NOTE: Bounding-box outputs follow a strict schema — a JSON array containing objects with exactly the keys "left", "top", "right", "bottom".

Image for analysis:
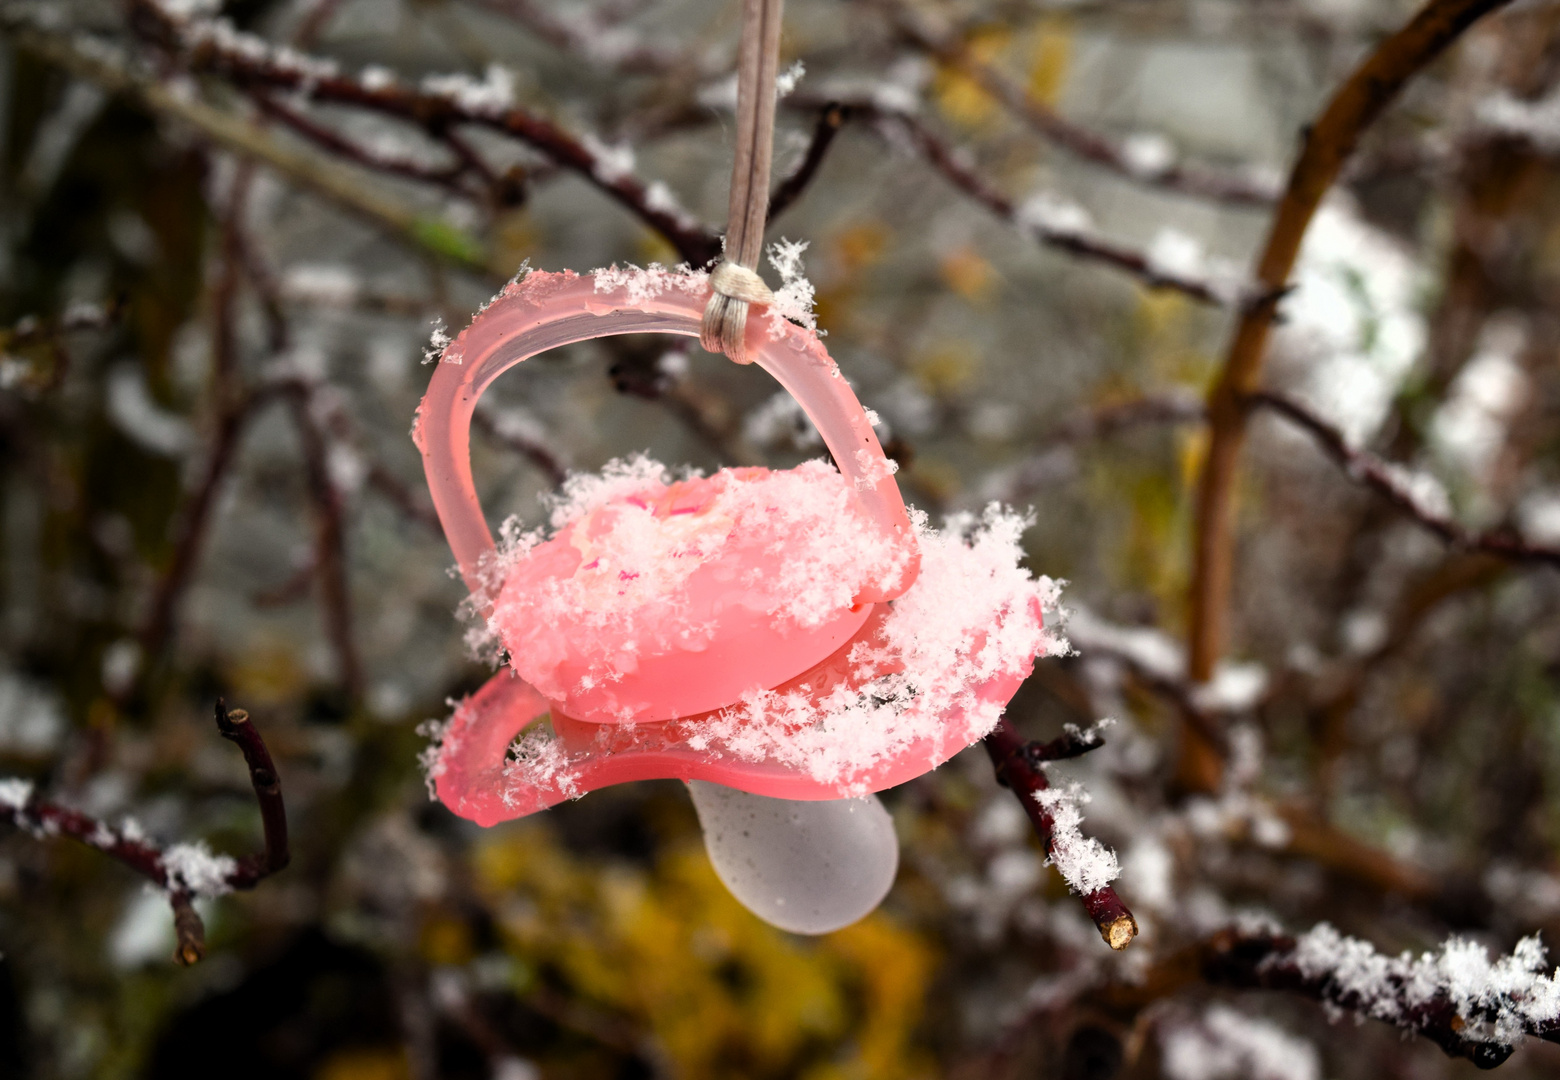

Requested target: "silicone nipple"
[{"left": 686, "top": 780, "right": 898, "bottom": 934}]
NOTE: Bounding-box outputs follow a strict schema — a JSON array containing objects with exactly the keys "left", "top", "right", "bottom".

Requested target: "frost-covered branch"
[
  {"left": 1201, "top": 925, "right": 1560, "bottom": 1069},
  {"left": 881, "top": 1, "right": 1282, "bottom": 207},
  {"left": 1251, "top": 389, "right": 1560, "bottom": 570},
  {"left": 983, "top": 715, "right": 1138, "bottom": 950},
  {"left": 832, "top": 99, "right": 1253, "bottom": 306},
  {"left": 460, "top": 0, "right": 691, "bottom": 75},
  {"left": 129, "top": 0, "right": 721, "bottom": 266},
  {"left": 1187, "top": 0, "right": 1518, "bottom": 792},
  {"left": 0, "top": 700, "right": 288, "bottom": 965}
]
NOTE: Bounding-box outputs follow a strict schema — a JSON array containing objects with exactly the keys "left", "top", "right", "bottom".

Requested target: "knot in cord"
[
  {"left": 711, "top": 262, "right": 775, "bottom": 306},
  {"left": 701, "top": 262, "right": 774, "bottom": 364},
  {"left": 700, "top": 0, "right": 786, "bottom": 365}
]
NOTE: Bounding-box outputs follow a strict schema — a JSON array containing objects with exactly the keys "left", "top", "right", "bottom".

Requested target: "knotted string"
[{"left": 701, "top": 0, "right": 785, "bottom": 364}]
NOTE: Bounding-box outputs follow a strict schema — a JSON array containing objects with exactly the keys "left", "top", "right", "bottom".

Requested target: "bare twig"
[
  {"left": 459, "top": 0, "right": 689, "bottom": 75},
  {"left": 282, "top": 384, "right": 365, "bottom": 701},
  {"left": 252, "top": 91, "right": 469, "bottom": 192},
  {"left": 130, "top": 0, "right": 721, "bottom": 266},
  {"left": 214, "top": 699, "right": 290, "bottom": 877},
  {"left": 883, "top": 2, "right": 1280, "bottom": 207},
  {"left": 0, "top": 700, "right": 289, "bottom": 965},
  {"left": 1184, "top": 0, "right": 1517, "bottom": 791},
  {"left": 472, "top": 405, "right": 570, "bottom": 488},
  {"left": 851, "top": 102, "right": 1247, "bottom": 306},
  {"left": 1250, "top": 389, "right": 1560, "bottom": 569},
  {"left": 2, "top": 12, "right": 497, "bottom": 274},
  {"left": 983, "top": 716, "right": 1138, "bottom": 950},
  {"left": 134, "top": 394, "right": 269, "bottom": 696},
  {"left": 767, "top": 102, "right": 849, "bottom": 224}
]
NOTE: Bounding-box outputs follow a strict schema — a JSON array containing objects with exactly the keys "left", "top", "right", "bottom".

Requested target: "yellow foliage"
[
  {"left": 1177, "top": 425, "right": 1209, "bottom": 495},
  {"left": 938, "top": 247, "right": 997, "bottom": 302},
  {"left": 229, "top": 636, "right": 309, "bottom": 706},
  {"left": 313, "top": 1049, "right": 408, "bottom": 1080},
  {"left": 637, "top": 229, "right": 680, "bottom": 267},
  {"left": 472, "top": 822, "right": 934, "bottom": 1079},
  {"left": 932, "top": 29, "right": 1010, "bottom": 129},
  {"left": 833, "top": 222, "right": 891, "bottom": 273},
  {"left": 913, "top": 344, "right": 980, "bottom": 395},
  {"left": 907, "top": 459, "right": 963, "bottom": 504},
  {"left": 493, "top": 208, "right": 540, "bottom": 267},
  {"left": 419, "top": 912, "right": 475, "bottom": 967},
  {"left": 1027, "top": 17, "right": 1073, "bottom": 105}
]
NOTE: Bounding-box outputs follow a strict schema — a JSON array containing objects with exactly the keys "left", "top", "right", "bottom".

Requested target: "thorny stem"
[
  {"left": 983, "top": 716, "right": 1138, "bottom": 951},
  {"left": 1183, "top": 0, "right": 1517, "bottom": 791},
  {"left": 0, "top": 700, "right": 289, "bottom": 965}
]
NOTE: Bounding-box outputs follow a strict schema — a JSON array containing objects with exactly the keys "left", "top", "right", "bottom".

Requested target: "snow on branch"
[
  {"left": 882, "top": 0, "right": 1283, "bottom": 207},
  {"left": 834, "top": 98, "right": 1261, "bottom": 307},
  {"left": 1202, "top": 924, "right": 1560, "bottom": 1069},
  {"left": 983, "top": 715, "right": 1138, "bottom": 950},
  {"left": 0, "top": 700, "right": 289, "bottom": 966},
  {"left": 130, "top": 0, "right": 719, "bottom": 266},
  {"left": 1250, "top": 389, "right": 1560, "bottom": 570}
]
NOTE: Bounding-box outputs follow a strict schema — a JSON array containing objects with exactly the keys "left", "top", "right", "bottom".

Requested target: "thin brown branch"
[
  {"left": 983, "top": 716, "right": 1138, "bottom": 950},
  {"left": 472, "top": 405, "right": 570, "bottom": 488},
  {"left": 5, "top": 12, "right": 497, "bottom": 275},
  {"left": 844, "top": 101, "right": 1245, "bottom": 306},
  {"left": 131, "top": 0, "right": 721, "bottom": 266},
  {"left": 1250, "top": 389, "right": 1560, "bottom": 569},
  {"left": 767, "top": 102, "right": 848, "bottom": 224},
  {"left": 1184, "top": 0, "right": 1516, "bottom": 791},
  {"left": 253, "top": 91, "right": 470, "bottom": 192},
  {"left": 883, "top": 3, "right": 1280, "bottom": 207},
  {"left": 458, "top": 0, "right": 688, "bottom": 75},
  {"left": 134, "top": 392, "right": 270, "bottom": 697},
  {"left": 214, "top": 699, "right": 290, "bottom": 878},
  {"left": 0, "top": 700, "right": 289, "bottom": 965},
  {"left": 282, "top": 384, "right": 365, "bottom": 701}
]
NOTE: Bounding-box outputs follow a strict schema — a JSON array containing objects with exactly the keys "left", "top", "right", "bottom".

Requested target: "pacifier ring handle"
[{"left": 414, "top": 270, "right": 920, "bottom": 605}]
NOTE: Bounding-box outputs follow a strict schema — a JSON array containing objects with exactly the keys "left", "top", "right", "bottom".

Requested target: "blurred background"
[{"left": 3, "top": 0, "right": 1560, "bottom": 1076}]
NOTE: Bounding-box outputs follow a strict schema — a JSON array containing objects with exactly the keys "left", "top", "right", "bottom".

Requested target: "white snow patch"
[
  {"left": 1290, "top": 923, "right": 1560, "bottom": 1046},
  {"left": 764, "top": 238, "right": 819, "bottom": 336},
  {"left": 0, "top": 777, "right": 34, "bottom": 811},
  {"left": 1035, "top": 780, "right": 1120, "bottom": 894},
  {"left": 107, "top": 365, "right": 194, "bottom": 457},
  {"left": 1162, "top": 1005, "right": 1320, "bottom": 1080},
  {"left": 162, "top": 841, "right": 238, "bottom": 898},
  {"left": 1121, "top": 132, "right": 1176, "bottom": 177},
  {"left": 1280, "top": 195, "right": 1426, "bottom": 446}
]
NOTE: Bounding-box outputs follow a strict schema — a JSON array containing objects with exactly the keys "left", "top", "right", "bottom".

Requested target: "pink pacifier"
[{"left": 416, "top": 266, "right": 1058, "bottom": 933}]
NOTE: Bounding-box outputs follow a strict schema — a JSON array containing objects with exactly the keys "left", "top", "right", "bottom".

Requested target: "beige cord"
[{"left": 700, "top": 0, "right": 785, "bottom": 363}]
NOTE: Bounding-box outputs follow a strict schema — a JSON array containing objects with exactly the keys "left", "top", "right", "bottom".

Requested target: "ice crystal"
[
  {"left": 162, "top": 841, "right": 238, "bottom": 898},
  {"left": 1035, "top": 781, "right": 1120, "bottom": 894},
  {"left": 1289, "top": 923, "right": 1560, "bottom": 1046}
]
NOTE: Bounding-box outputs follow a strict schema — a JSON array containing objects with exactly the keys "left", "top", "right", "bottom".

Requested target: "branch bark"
[
  {"left": 1183, "top": 0, "right": 1516, "bottom": 790},
  {"left": 0, "top": 700, "right": 289, "bottom": 965},
  {"left": 983, "top": 716, "right": 1138, "bottom": 951}
]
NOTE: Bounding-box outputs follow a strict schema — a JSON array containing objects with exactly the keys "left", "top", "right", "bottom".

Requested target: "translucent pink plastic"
[
  {"left": 416, "top": 267, "right": 1047, "bottom": 822},
  {"left": 415, "top": 270, "right": 919, "bottom": 725},
  {"left": 430, "top": 604, "right": 1037, "bottom": 827}
]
